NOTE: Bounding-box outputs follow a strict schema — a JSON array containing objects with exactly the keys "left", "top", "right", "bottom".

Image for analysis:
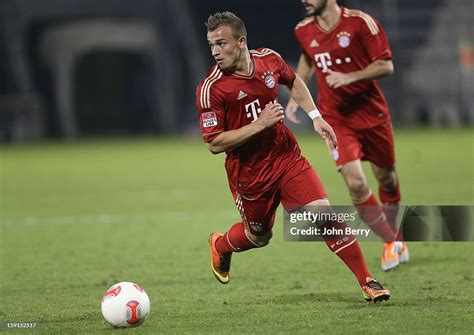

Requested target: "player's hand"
[
  {"left": 313, "top": 117, "right": 338, "bottom": 151},
  {"left": 325, "top": 69, "right": 355, "bottom": 89},
  {"left": 256, "top": 102, "right": 285, "bottom": 129},
  {"left": 284, "top": 98, "right": 301, "bottom": 124}
]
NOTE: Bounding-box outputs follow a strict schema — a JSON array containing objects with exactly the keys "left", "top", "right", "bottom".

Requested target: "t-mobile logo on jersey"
[
  {"left": 245, "top": 99, "right": 277, "bottom": 122},
  {"left": 315, "top": 52, "right": 352, "bottom": 72},
  {"left": 245, "top": 99, "right": 262, "bottom": 122}
]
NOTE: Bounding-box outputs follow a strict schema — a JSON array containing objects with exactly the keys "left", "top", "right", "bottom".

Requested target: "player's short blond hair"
[{"left": 205, "top": 11, "right": 247, "bottom": 40}]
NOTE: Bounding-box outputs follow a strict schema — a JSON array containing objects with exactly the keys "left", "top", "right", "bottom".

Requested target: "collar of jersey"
[
  {"left": 227, "top": 55, "right": 256, "bottom": 79},
  {"left": 314, "top": 6, "right": 343, "bottom": 34}
]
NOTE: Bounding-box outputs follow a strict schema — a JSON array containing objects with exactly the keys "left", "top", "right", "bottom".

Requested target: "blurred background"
[{"left": 0, "top": 0, "right": 473, "bottom": 141}]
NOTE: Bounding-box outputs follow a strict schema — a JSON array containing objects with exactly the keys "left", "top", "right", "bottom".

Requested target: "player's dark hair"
[{"left": 205, "top": 11, "right": 247, "bottom": 39}]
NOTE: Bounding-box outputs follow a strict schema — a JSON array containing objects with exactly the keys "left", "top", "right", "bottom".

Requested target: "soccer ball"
[{"left": 101, "top": 282, "right": 150, "bottom": 328}]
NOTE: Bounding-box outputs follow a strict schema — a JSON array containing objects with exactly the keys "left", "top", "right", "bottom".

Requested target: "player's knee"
[
  {"left": 347, "top": 178, "right": 369, "bottom": 197},
  {"left": 379, "top": 171, "right": 398, "bottom": 191},
  {"left": 248, "top": 230, "right": 273, "bottom": 247}
]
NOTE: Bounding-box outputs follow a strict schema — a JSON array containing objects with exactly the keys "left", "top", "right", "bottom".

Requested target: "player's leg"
[
  {"left": 279, "top": 160, "right": 390, "bottom": 302},
  {"left": 340, "top": 160, "right": 398, "bottom": 243},
  {"left": 301, "top": 198, "right": 390, "bottom": 303},
  {"left": 333, "top": 121, "right": 401, "bottom": 271},
  {"left": 370, "top": 164, "right": 400, "bottom": 231},
  {"left": 371, "top": 163, "right": 408, "bottom": 263},
  {"left": 209, "top": 188, "right": 278, "bottom": 284},
  {"left": 340, "top": 160, "right": 402, "bottom": 272},
  {"left": 331, "top": 124, "right": 398, "bottom": 242},
  {"left": 362, "top": 122, "right": 409, "bottom": 264}
]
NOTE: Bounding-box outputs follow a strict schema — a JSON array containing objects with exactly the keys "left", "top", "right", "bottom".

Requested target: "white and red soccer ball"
[{"left": 101, "top": 282, "right": 150, "bottom": 328}]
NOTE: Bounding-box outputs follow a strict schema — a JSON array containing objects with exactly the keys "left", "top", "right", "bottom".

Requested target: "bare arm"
[
  {"left": 206, "top": 122, "right": 264, "bottom": 155},
  {"left": 285, "top": 73, "right": 337, "bottom": 150},
  {"left": 288, "top": 74, "right": 317, "bottom": 113},
  {"left": 295, "top": 53, "right": 315, "bottom": 83},
  {"left": 206, "top": 102, "right": 285, "bottom": 154},
  {"left": 325, "top": 59, "right": 394, "bottom": 89},
  {"left": 285, "top": 54, "right": 314, "bottom": 124}
]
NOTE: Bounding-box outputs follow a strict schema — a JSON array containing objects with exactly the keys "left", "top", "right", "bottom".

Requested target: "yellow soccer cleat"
[
  {"left": 361, "top": 277, "right": 391, "bottom": 303},
  {"left": 208, "top": 232, "right": 232, "bottom": 284}
]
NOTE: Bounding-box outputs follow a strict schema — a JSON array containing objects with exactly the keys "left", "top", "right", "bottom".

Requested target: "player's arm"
[
  {"left": 206, "top": 102, "right": 285, "bottom": 154},
  {"left": 285, "top": 53, "right": 315, "bottom": 124},
  {"left": 285, "top": 74, "right": 337, "bottom": 151},
  {"left": 325, "top": 59, "right": 394, "bottom": 89},
  {"left": 295, "top": 53, "right": 315, "bottom": 83}
]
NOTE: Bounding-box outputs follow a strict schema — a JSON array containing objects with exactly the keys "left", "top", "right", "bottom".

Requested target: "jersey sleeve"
[
  {"left": 358, "top": 15, "right": 392, "bottom": 61},
  {"left": 195, "top": 83, "right": 226, "bottom": 143},
  {"left": 270, "top": 49, "right": 297, "bottom": 86}
]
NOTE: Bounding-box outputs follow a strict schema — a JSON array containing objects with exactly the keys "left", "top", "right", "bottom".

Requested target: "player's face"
[
  {"left": 301, "top": 0, "right": 328, "bottom": 16},
  {"left": 207, "top": 25, "right": 246, "bottom": 70}
]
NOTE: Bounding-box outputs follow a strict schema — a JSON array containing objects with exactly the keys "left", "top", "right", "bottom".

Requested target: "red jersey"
[
  {"left": 196, "top": 48, "right": 301, "bottom": 194},
  {"left": 294, "top": 7, "right": 392, "bottom": 129}
]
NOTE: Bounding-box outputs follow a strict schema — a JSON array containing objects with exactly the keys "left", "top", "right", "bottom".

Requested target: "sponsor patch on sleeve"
[{"left": 202, "top": 111, "right": 218, "bottom": 128}]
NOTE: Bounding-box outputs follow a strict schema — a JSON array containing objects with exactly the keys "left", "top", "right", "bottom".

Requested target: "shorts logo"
[
  {"left": 202, "top": 111, "right": 217, "bottom": 128},
  {"left": 261, "top": 71, "right": 275, "bottom": 88},
  {"left": 331, "top": 149, "right": 339, "bottom": 161},
  {"left": 337, "top": 31, "right": 351, "bottom": 48},
  {"left": 249, "top": 221, "right": 264, "bottom": 232}
]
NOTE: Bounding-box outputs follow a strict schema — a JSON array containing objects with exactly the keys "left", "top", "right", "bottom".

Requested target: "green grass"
[{"left": 1, "top": 128, "right": 473, "bottom": 334}]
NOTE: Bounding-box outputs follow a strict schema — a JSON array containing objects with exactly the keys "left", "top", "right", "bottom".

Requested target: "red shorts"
[
  {"left": 331, "top": 121, "right": 396, "bottom": 169},
  {"left": 229, "top": 157, "right": 327, "bottom": 236}
]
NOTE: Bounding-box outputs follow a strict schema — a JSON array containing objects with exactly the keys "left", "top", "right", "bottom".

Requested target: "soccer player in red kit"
[
  {"left": 196, "top": 11, "right": 390, "bottom": 302},
  {"left": 286, "top": 0, "right": 409, "bottom": 271}
]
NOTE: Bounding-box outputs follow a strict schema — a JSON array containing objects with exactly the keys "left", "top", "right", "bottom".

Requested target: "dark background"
[{"left": 1, "top": 0, "right": 472, "bottom": 140}]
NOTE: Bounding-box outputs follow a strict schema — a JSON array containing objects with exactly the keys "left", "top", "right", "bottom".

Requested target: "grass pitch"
[{"left": 1, "top": 128, "right": 473, "bottom": 334}]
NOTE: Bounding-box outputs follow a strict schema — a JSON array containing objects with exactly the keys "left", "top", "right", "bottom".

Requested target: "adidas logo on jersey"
[
  {"left": 237, "top": 90, "right": 247, "bottom": 100},
  {"left": 310, "top": 39, "right": 319, "bottom": 48}
]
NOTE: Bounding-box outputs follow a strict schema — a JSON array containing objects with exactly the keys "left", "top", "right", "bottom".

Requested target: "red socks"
[
  {"left": 379, "top": 183, "right": 403, "bottom": 240},
  {"left": 353, "top": 191, "right": 397, "bottom": 242},
  {"left": 379, "top": 182, "right": 401, "bottom": 205},
  {"left": 321, "top": 220, "right": 372, "bottom": 286},
  {"left": 215, "top": 220, "right": 372, "bottom": 286},
  {"left": 215, "top": 222, "right": 259, "bottom": 254}
]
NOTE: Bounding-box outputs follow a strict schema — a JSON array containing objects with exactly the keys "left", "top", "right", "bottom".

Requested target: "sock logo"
[{"left": 330, "top": 236, "right": 351, "bottom": 251}]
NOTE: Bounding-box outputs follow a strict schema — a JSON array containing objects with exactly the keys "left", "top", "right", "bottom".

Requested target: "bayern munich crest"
[
  {"left": 261, "top": 71, "right": 276, "bottom": 88},
  {"left": 337, "top": 31, "right": 351, "bottom": 48}
]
